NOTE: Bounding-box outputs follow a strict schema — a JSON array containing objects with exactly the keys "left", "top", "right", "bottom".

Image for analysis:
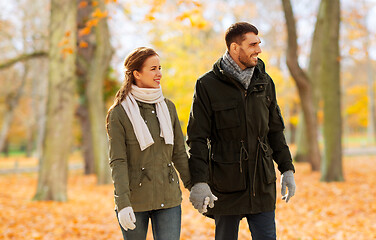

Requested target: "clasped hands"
[
  {"left": 189, "top": 171, "right": 296, "bottom": 213},
  {"left": 119, "top": 172, "right": 296, "bottom": 230},
  {"left": 189, "top": 182, "right": 218, "bottom": 213}
]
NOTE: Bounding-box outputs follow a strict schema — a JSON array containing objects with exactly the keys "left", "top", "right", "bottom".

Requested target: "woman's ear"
[{"left": 133, "top": 70, "right": 140, "bottom": 80}]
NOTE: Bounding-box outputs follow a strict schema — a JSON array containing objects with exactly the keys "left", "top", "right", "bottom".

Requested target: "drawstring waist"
[
  {"left": 253, "top": 137, "right": 269, "bottom": 196},
  {"left": 239, "top": 140, "right": 249, "bottom": 172}
]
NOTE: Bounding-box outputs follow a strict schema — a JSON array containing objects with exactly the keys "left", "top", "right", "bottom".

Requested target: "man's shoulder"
[
  {"left": 196, "top": 69, "right": 223, "bottom": 90},
  {"left": 197, "top": 70, "right": 216, "bottom": 81},
  {"left": 257, "top": 58, "right": 266, "bottom": 73}
]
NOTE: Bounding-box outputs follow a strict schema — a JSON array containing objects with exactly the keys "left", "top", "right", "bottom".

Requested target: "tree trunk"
[
  {"left": 281, "top": 0, "right": 321, "bottom": 171},
  {"left": 76, "top": 1, "right": 95, "bottom": 175},
  {"left": 364, "top": 10, "right": 375, "bottom": 143},
  {"left": 319, "top": 0, "right": 343, "bottom": 182},
  {"left": 0, "top": 74, "right": 27, "bottom": 153},
  {"left": 33, "top": 0, "right": 77, "bottom": 201},
  {"left": 76, "top": 104, "right": 95, "bottom": 174},
  {"left": 294, "top": 113, "right": 309, "bottom": 162},
  {"left": 2, "top": 138, "right": 9, "bottom": 157},
  {"left": 77, "top": 0, "right": 113, "bottom": 184},
  {"left": 30, "top": 59, "right": 48, "bottom": 159}
]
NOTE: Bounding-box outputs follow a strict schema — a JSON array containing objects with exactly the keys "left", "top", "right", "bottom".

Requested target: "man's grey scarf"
[{"left": 220, "top": 51, "right": 255, "bottom": 89}]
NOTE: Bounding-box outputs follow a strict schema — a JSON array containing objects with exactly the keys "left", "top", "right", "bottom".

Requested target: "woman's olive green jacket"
[{"left": 107, "top": 99, "right": 191, "bottom": 212}]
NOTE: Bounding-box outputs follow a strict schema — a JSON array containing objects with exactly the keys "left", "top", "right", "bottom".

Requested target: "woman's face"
[{"left": 133, "top": 55, "right": 162, "bottom": 89}]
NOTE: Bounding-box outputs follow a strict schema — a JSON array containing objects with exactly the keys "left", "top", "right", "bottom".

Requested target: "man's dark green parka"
[{"left": 186, "top": 57, "right": 295, "bottom": 216}]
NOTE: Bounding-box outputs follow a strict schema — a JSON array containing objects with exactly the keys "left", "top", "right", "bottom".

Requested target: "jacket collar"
[{"left": 212, "top": 57, "right": 268, "bottom": 89}]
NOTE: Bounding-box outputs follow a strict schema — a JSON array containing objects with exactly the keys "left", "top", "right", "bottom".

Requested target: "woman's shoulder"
[
  {"left": 108, "top": 104, "right": 126, "bottom": 118},
  {"left": 164, "top": 97, "right": 174, "bottom": 106},
  {"left": 164, "top": 98, "right": 177, "bottom": 110}
]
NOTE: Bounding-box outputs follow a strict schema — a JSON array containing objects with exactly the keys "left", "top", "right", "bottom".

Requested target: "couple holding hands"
[{"left": 106, "top": 22, "right": 296, "bottom": 240}]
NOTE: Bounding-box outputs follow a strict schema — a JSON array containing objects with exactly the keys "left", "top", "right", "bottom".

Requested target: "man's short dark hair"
[{"left": 225, "top": 22, "right": 259, "bottom": 49}]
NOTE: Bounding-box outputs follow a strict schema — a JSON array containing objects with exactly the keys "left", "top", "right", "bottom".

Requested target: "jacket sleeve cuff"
[
  {"left": 115, "top": 194, "right": 131, "bottom": 211},
  {"left": 277, "top": 162, "right": 295, "bottom": 174}
]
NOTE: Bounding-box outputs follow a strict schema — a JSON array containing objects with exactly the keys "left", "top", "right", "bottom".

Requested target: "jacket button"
[
  {"left": 141, "top": 167, "right": 145, "bottom": 171},
  {"left": 139, "top": 183, "right": 142, "bottom": 187},
  {"left": 168, "top": 163, "right": 171, "bottom": 167},
  {"left": 152, "top": 110, "right": 155, "bottom": 113},
  {"left": 172, "top": 178, "right": 174, "bottom": 181},
  {"left": 161, "top": 203, "right": 164, "bottom": 207},
  {"left": 145, "top": 120, "right": 147, "bottom": 123}
]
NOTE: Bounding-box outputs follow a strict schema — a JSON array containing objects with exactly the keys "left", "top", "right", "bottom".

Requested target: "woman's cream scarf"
[{"left": 121, "top": 85, "right": 173, "bottom": 151}]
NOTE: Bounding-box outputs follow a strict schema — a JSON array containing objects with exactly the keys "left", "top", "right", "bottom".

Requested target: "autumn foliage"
[{"left": 0, "top": 155, "right": 375, "bottom": 239}]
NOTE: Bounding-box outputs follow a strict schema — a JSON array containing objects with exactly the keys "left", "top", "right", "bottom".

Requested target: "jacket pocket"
[
  {"left": 212, "top": 100, "right": 240, "bottom": 129},
  {"left": 165, "top": 162, "right": 182, "bottom": 202},
  {"left": 261, "top": 146, "right": 276, "bottom": 184},
  {"left": 210, "top": 146, "right": 246, "bottom": 193},
  {"left": 129, "top": 167, "right": 151, "bottom": 203}
]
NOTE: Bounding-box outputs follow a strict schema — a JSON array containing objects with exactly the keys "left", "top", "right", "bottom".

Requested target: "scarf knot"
[
  {"left": 121, "top": 85, "right": 174, "bottom": 151},
  {"left": 221, "top": 51, "right": 255, "bottom": 89}
]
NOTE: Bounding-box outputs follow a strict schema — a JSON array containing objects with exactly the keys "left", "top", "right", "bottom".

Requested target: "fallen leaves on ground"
[{"left": 0, "top": 155, "right": 375, "bottom": 240}]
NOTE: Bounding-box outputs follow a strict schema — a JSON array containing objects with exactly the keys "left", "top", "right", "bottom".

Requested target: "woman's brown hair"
[{"left": 106, "top": 47, "right": 158, "bottom": 133}]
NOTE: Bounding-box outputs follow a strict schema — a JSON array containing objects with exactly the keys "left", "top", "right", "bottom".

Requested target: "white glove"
[
  {"left": 118, "top": 206, "right": 136, "bottom": 231},
  {"left": 281, "top": 170, "right": 296, "bottom": 203}
]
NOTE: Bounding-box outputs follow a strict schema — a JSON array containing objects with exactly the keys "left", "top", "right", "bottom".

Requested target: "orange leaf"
[
  {"left": 61, "top": 47, "right": 73, "bottom": 55},
  {"left": 92, "top": 8, "right": 108, "bottom": 18},
  {"left": 78, "top": 1, "right": 88, "bottom": 8},
  {"left": 79, "top": 41, "right": 89, "bottom": 48},
  {"left": 58, "top": 39, "right": 69, "bottom": 47},
  {"left": 65, "top": 31, "right": 71, "bottom": 37},
  {"left": 79, "top": 27, "right": 91, "bottom": 36},
  {"left": 86, "top": 19, "right": 99, "bottom": 27},
  {"left": 92, "top": 1, "right": 98, "bottom": 7}
]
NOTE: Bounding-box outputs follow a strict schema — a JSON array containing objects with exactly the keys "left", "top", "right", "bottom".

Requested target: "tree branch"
[{"left": 0, "top": 51, "right": 47, "bottom": 70}]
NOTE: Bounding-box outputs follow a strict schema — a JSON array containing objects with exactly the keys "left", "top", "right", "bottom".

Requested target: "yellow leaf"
[
  {"left": 348, "top": 47, "right": 359, "bottom": 56},
  {"left": 144, "top": 14, "right": 156, "bottom": 21}
]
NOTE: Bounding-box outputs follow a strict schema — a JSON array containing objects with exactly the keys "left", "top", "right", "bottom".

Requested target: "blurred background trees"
[{"left": 1, "top": 0, "right": 376, "bottom": 200}]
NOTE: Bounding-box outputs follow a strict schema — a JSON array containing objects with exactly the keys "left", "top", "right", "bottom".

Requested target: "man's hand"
[
  {"left": 281, "top": 170, "right": 296, "bottom": 203},
  {"left": 118, "top": 206, "right": 136, "bottom": 231},
  {"left": 189, "top": 183, "right": 218, "bottom": 213}
]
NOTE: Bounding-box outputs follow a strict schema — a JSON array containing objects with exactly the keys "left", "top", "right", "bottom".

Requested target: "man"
[{"left": 186, "top": 22, "right": 296, "bottom": 240}]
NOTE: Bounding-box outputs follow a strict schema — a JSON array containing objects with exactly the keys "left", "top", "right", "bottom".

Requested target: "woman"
[{"left": 106, "top": 47, "right": 192, "bottom": 240}]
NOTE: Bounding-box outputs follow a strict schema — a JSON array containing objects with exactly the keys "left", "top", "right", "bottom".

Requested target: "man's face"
[{"left": 233, "top": 32, "right": 262, "bottom": 70}]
